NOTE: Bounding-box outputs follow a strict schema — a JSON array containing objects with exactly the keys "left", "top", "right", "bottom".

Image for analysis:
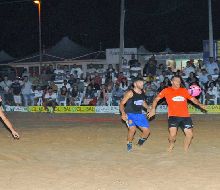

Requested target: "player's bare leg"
[
  {"left": 127, "top": 126, "right": 136, "bottom": 151},
  {"left": 168, "top": 127, "right": 177, "bottom": 152},
  {"left": 137, "top": 127, "right": 150, "bottom": 146},
  {"left": 127, "top": 126, "right": 136, "bottom": 142},
  {"left": 183, "top": 128, "right": 193, "bottom": 152}
]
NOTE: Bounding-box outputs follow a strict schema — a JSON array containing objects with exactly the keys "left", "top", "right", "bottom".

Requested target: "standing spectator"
[
  {"left": 198, "top": 69, "right": 209, "bottom": 86},
  {"left": 205, "top": 57, "right": 219, "bottom": 75},
  {"left": 128, "top": 54, "right": 139, "bottom": 68},
  {"left": 0, "top": 75, "right": 12, "bottom": 103},
  {"left": 21, "top": 76, "right": 34, "bottom": 106},
  {"left": 143, "top": 59, "right": 157, "bottom": 76},
  {"left": 11, "top": 77, "right": 22, "bottom": 106},
  {"left": 183, "top": 61, "right": 195, "bottom": 77}
]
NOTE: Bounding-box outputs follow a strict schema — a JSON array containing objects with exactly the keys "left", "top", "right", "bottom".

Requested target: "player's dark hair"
[{"left": 171, "top": 75, "right": 186, "bottom": 88}]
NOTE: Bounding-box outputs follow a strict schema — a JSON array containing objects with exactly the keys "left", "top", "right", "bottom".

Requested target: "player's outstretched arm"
[
  {"left": 190, "top": 97, "right": 207, "bottom": 110},
  {"left": 0, "top": 97, "right": 20, "bottom": 139},
  {"left": 147, "top": 96, "right": 161, "bottom": 118},
  {"left": 0, "top": 109, "right": 20, "bottom": 139},
  {"left": 119, "top": 91, "right": 133, "bottom": 121}
]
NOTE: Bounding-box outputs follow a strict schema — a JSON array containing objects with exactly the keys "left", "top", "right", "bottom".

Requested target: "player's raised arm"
[
  {"left": 190, "top": 97, "right": 207, "bottom": 110},
  {"left": 119, "top": 90, "right": 133, "bottom": 121}
]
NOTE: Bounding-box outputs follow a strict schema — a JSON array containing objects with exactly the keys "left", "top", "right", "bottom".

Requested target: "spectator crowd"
[{"left": 0, "top": 56, "right": 219, "bottom": 109}]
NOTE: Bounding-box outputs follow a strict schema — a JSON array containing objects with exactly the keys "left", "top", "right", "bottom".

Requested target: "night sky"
[{"left": 0, "top": 0, "right": 220, "bottom": 57}]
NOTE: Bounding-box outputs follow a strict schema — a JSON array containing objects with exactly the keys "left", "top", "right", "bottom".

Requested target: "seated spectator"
[
  {"left": 84, "top": 85, "right": 96, "bottom": 99},
  {"left": 144, "top": 81, "right": 157, "bottom": 104},
  {"left": 205, "top": 57, "right": 219, "bottom": 75},
  {"left": 156, "top": 64, "right": 165, "bottom": 76},
  {"left": 69, "top": 85, "right": 81, "bottom": 105},
  {"left": 61, "top": 80, "right": 71, "bottom": 91},
  {"left": 97, "top": 84, "right": 108, "bottom": 106},
  {"left": 29, "top": 72, "right": 40, "bottom": 87},
  {"left": 49, "top": 81, "right": 58, "bottom": 93},
  {"left": 54, "top": 64, "right": 64, "bottom": 75},
  {"left": 68, "top": 74, "right": 77, "bottom": 86},
  {"left": 116, "top": 72, "right": 127, "bottom": 84},
  {"left": 158, "top": 70, "right": 167, "bottom": 83},
  {"left": 157, "top": 82, "right": 166, "bottom": 92},
  {"left": 70, "top": 64, "right": 83, "bottom": 78},
  {"left": 205, "top": 82, "right": 218, "bottom": 104},
  {"left": 105, "top": 64, "right": 116, "bottom": 79},
  {"left": 57, "top": 86, "right": 68, "bottom": 106},
  {"left": 165, "top": 67, "right": 173, "bottom": 75},
  {"left": 4, "top": 88, "right": 15, "bottom": 106},
  {"left": 163, "top": 77, "right": 172, "bottom": 88},
  {"left": 43, "top": 87, "right": 58, "bottom": 112},
  {"left": 88, "top": 79, "right": 100, "bottom": 91},
  {"left": 112, "top": 83, "right": 124, "bottom": 106},
  {"left": 186, "top": 72, "right": 199, "bottom": 87},
  {"left": 84, "top": 75, "right": 92, "bottom": 87},
  {"left": 46, "top": 65, "right": 55, "bottom": 74},
  {"left": 94, "top": 72, "right": 102, "bottom": 86},
  {"left": 175, "top": 70, "right": 184, "bottom": 77},
  {"left": 76, "top": 78, "right": 84, "bottom": 93},
  {"left": 204, "top": 75, "right": 215, "bottom": 91},
  {"left": 214, "top": 68, "right": 219, "bottom": 75},
  {"left": 215, "top": 75, "right": 220, "bottom": 88},
  {"left": 33, "top": 86, "right": 43, "bottom": 106},
  {"left": 84, "top": 85, "right": 97, "bottom": 106},
  {"left": 120, "top": 77, "right": 129, "bottom": 92}
]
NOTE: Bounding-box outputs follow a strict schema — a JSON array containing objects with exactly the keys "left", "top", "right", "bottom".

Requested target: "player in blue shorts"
[{"left": 119, "top": 77, "right": 150, "bottom": 152}]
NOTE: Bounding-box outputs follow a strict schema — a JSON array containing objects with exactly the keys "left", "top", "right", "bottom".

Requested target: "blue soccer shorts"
[{"left": 126, "top": 113, "right": 149, "bottom": 128}]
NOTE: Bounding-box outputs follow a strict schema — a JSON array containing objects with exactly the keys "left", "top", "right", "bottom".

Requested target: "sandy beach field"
[{"left": 0, "top": 112, "right": 219, "bottom": 190}]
